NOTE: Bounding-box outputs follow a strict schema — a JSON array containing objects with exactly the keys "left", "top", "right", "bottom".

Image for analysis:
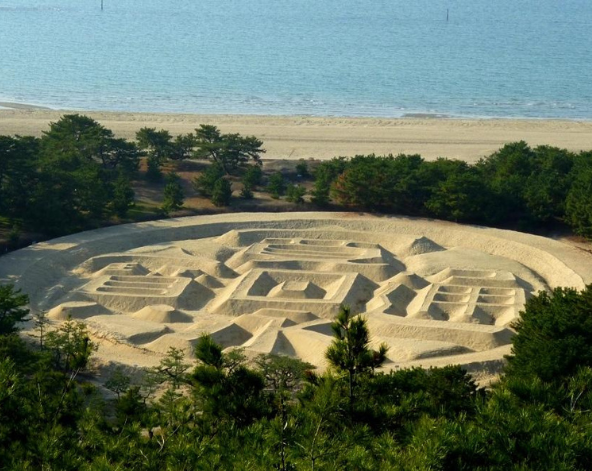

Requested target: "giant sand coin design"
[{"left": 2, "top": 213, "right": 590, "bottom": 379}]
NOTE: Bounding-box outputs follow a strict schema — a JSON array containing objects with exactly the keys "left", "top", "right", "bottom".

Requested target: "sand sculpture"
[{"left": 1, "top": 213, "right": 590, "bottom": 381}]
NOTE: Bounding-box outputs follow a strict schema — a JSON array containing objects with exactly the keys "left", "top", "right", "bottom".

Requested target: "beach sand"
[{"left": 1, "top": 105, "right": 591, "bottom": 162}]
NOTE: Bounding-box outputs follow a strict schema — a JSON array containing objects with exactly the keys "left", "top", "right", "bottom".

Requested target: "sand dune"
[
  {"left": 2, "top": 213, "right": 591, "bottom": 383},
  {"left": 1, "top": 107, "right": 591, "bottom": 161}
]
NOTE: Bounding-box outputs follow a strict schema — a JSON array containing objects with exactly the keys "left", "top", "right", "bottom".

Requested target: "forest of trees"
[
  {"left": 311, "top": 143, "right": 592, "bottom": 237},
  {"left": 0, "top": 115, "right": 138, "bottom": 236},
  {"left": 0, "top": 115, "right": 265, "bottom": 240},
  {"left": 1, "top": 114, "right": 592, "bottom": 248},
  {"left": 1, "top": 283, "right": 592, "bottom": 470}
]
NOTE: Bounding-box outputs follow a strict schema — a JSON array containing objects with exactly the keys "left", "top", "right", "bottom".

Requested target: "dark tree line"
[
  {"left": 2, "top": 283, "right": 592, "bottom": 469},
  {"left": 312, "top": 143, "right": 592, "bottom": 237},
  {"left": 3, "top": 117, "right": 592, "bottom": 241},
  {"left": 0, "top": 114, "right": 140, "bottom": 235},
  {"left": 0, "top": 116, "right": 265, "bottom": 238},
  {"left": 36, "top": 114, "right": 146, "bottom": 230}
]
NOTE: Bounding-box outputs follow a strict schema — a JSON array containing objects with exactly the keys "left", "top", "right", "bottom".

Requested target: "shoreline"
[
  {"left": 3, "top": 100, "right": 592, "bottom": 122},
  {"left": 1, "top": 104, "right": 592, "bottom": 162}
]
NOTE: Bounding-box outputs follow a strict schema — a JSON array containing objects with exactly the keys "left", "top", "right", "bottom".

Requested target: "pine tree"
[
  {"left": 0, "top": 285, "right": 29, "bottom": 335},
  {"left": 286, "top": 184, "right": 306, "bottom": 204},
  {"left": 111, "top": 172, "right": 135, "bottom": 217},
  {"left": 506, "top": 285, "right": 592, "bottom": 383},
  {"left": 296, "top": 160, "right": 309, "bottom": 178},
  {"left": 162, "top": 172, "right": 185, "bottom": 213},
  {"left": 193, "top": 163, "right": 225, "bottom": 197},
  {"left": 212, "top": 178, "right": 232, "bottom": 207},
  {"left": 242, "top": 164, "right": 263, "bottom": 188},
  {"left": 192, "top": 334, "right": 266, "bottom": 426},
  {"left": 136, "top": 127, "right": 174, "bottom": 181},
  {"left": 325, "top": 306, "right": 388, "bottom": 412},
  {"left": 268, "top": 172, "right": 285, "bottom": 199},
  {"left": 565, "top": 152, "right": 592, "bottom": 238},
  {"left": 30, "top": 310, "right": 50, "bottom": 349},
  {"left": 240, "top": 185, "right": 254, "bottom": 199},
  {"left": 193, "top": 125, "right": 265, "bottom": 174},
  {"left": 240, "top": 164, "right": 263, "bottom": 199},
  {"left": 256, "top": 354, "right": 314, "bottom": 471}
]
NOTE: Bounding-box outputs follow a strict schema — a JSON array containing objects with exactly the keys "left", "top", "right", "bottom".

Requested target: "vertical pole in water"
[
  {"left": 447, "top": 9, "right": 449, "bottom": 21},
  {"left": 101, "top": 0, "right": 104, "bottom": 11}
]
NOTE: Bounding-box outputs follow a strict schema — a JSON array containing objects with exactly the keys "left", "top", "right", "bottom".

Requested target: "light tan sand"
[
  {"left": 2, "top": 213, "right": 592, "bottom": 383},
  {"left": 1, "top": 106, "right": 591, "bottom": 161}
]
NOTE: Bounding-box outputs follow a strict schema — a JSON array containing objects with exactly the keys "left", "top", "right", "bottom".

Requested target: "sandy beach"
[{"left": 1, "top": 105, "right": 591, "bottom": 162}]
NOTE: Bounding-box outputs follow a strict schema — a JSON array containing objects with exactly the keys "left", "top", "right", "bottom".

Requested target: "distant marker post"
[
  {"left": 101, "top": 0, "right": 104, "bottom": 11},
  {"left": 447, "top": 9, "right": 449, "bottom": 21}
]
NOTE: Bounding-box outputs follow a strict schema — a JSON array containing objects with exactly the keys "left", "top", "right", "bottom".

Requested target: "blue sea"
[{"left": 1, "top": 0, "right": 591, "bottom": 118}]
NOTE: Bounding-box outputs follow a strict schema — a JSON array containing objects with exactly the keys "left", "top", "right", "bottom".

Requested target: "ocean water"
[{"left": 1, "top": 0, "right": 591, "bottom": 118}]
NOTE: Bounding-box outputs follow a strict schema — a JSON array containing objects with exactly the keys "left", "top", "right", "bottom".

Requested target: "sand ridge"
[
  {"left": 1, "top": 108, "right": 592, "bottom": 161},
  {"left": 1, "top": 213, "right": 591, "bottom": 382}
]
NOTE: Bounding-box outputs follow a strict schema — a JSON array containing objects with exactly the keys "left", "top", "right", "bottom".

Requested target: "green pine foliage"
[
  {"left": 425, "top": 166, "right": 500, "bottom": 223},
  {"left": 242, "top": 164, "right": 263, "bottom": 188},
  {"left": 240, "top": 164, "right": 263, "bottom": 199},
  {"left": 136, "top": 127, "right": 173, "bottom": 179},
  {"left": 111, "top": 172, "right": 135, "bottom": 217},
  {"left": 268, "top": 171, "right": 286, "bottom": 199},
  {"left": 285, "top": 183, "right": 306, "bottom": 204},
  {"left": 161, "top": 172, "right": 185, "bottom": 213},
  {"left": 311, "top": 143, "right": 592, "bottom": 234},
  {"left": 7, "top": 224, "right": 21, "bottom": 249},
  {"left": 311, "top": 158, "right": 347, "bottom": 206},
  {"left": 0, "top": 114, "right": 142, "bottom": 235},
  {"left": 295, "top": 160, "right": 310, "bottom": 178},
  {"left": 0, "top": 284, "right": 29, "bottom": 335},
  {"left": 325, "top": 306, "right": 388, "bottom": 412},
  {"left": 192, "top": 162, "right": 225, "bottom": 197},
  {"left": 193, "top": 124, "right": 265, "bottom": 174},
  {"left": 136, "top": 128, "right": 195, "bottom": 179},
  {"left": 506, "top": 285, "right": 592, "bottom": 383},
  {"left": 211, "top": 178, "right": 233, "bottom": 207},
  {"left": 240, "top": 185, "right": 254, "bottom": 199},
  {"left": 565, "top": 152, "right": 592, "bottom": 238}
]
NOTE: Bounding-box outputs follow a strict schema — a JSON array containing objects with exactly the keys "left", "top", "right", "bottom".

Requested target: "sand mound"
[
  {"left": 400, "top": 236, "right": 445, "bottom": 257},
  {"left": 4, "top": 212, "right": 591, "bottom": 381},
  {"left": 209, "top": 323, "right": 252, "bottom": 347},
  {"left": 176, "top": 280, "right": 215, "bottom": 310},
  {"left": 251, "top": 308, "right": 318, "bottom": 324},
  {"left": 86, "top": 315, "right": 170, "bottom": 345},
  {"left": 47, "top": 301, "right": 109, "bottom": 320},
  {"left": 234, "top": 314, "right": 294, "bottom": 332},
  {"left": 389, "top": 272, "right": 431, "bottom": 290},
  {"left": 132, "top": 305, "right": 193, "bottom": 323},
  {"left": 243, "top": 327, "right": 296, "bottom": 356},
  {"left": 371, "top": 336, "right": 471, "bottom": 362},
  {"left": 196, "top": 273, "right": 225, "bottom": 289},
  {"left": 94, "top": 262, "right": 149, "bottom": 278}
]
